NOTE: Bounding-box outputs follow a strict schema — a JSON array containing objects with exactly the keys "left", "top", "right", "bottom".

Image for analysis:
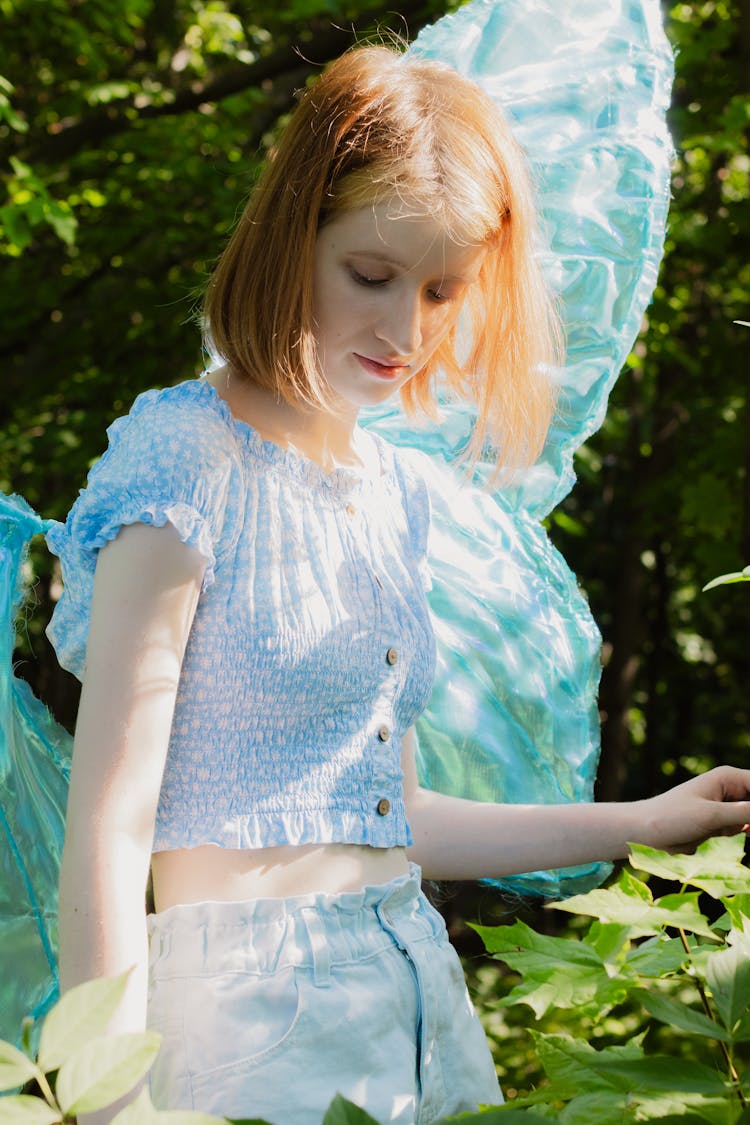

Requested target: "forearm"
[
  {"left": 406, "top": 789, "right": 645, "bottom": 879},
  {"left": 58, "top": 833, "right": 152, "bottom": 1125},
  {"left": 58, "top": 833, "right": 150, "bottom": 1030},
  {"left": 406, "top": 764, "right": 750, "bottom": 880}
]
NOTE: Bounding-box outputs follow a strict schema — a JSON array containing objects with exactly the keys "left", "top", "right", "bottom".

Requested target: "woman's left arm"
[{"left": 402, "top": 728, "right": 750, "bottom": 880}]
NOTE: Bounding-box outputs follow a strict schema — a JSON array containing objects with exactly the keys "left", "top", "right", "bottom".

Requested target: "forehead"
[{"left": 321, "top": 199, "right": 489, "bottom": 280}]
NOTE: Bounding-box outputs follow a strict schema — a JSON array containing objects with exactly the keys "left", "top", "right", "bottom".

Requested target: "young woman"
[{"left": 48, "top": 42, "right": 750, "bottom": 1125}]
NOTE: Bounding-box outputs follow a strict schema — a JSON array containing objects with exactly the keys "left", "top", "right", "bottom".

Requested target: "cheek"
[{"left": 422, "top": 306, "right": 461, "bottom": 357}]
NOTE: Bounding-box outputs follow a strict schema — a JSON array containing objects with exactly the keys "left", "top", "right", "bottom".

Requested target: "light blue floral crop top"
[{"left": 45, "top": 379, "right": 436, "bottom": 851}]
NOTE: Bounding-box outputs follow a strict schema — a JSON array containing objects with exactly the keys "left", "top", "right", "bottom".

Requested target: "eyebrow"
[{"left": 352, "top": 250, "right": 407, "bottom": 268}]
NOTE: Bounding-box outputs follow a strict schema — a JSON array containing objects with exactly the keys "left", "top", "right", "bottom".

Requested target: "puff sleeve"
[{"left": 45, "top": 384, "right": 242, "bottom": 680}]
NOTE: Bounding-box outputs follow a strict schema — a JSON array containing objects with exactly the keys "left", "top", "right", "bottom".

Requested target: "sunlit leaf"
[
  {"left": 38, "top": 971, "right": 131, "bottom": 1072},
  {"left": 552, "top": 876, "right": 715, "bottom": 939},
  {"left": 0, "top": 1040, "right": 40, "bottom": 1092},
  {"left": 475, "top": 920, "right": 624, "bottom": 1019},
  {"left": 56, "top": 1032, "right": 161, "bottom": 1116},
  {"left": 0, "top": 1096, "right": 62, "bottom": 1123},
  {"left": 628, "top": 837, "right": 750, "bottom": 897},
  {"left": 703, "top": 930, "right": 750, "bottom": 1031}
]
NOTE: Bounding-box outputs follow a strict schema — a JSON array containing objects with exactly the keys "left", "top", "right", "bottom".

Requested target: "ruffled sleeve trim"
[{"left": 61, "top": 498, "right": 217, "bottom": 587}]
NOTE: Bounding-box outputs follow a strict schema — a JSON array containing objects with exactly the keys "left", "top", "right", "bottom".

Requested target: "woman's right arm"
[{"left": 58, "top": 521, "right": 206, "bottom": 1115}]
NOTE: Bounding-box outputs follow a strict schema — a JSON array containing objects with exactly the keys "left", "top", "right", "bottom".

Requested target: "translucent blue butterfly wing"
[
  {"left": 364, "top": 0, "right": 674, "bottom": 895},
  {"left": 0, "top": 494, "right": 71, "bottom": 1042}
]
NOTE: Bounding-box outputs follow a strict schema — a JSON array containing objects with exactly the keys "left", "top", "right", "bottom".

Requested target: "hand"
[{"left": 637, "top": 766, "right": 750, "bottom": 854}]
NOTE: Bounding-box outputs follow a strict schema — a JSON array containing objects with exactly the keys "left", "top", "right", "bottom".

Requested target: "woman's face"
[{"left": 311, "top": 199, "right": 488, "bottom": 412}]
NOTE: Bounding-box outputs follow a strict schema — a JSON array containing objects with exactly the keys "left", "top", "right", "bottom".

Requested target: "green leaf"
[
  {"left": 474, "top": 919, "right": 601, "bottom": 965},
  {"left": 531, "top": 1033, "right": 728, "bottom": 1099},
  {"left": 475, "top": 920, "right": 617, "bottom": 1018},
  {"left": 625, "top": 934, "right": 690, "bottom": 977},
  {"left": 732, "top": 1008, "right": 750, "bottom": 1042},
  {"left": 703, "top": 929, "right": 750, "bottom": 1031},
  {"left": 718, "top": 896, "right": 750, "bottom": 932},
  {"left": 633, "top": 1118, "right": 721, "bottom": 1125},
  {"left": 56, "top": 1032, "right": 161, "bottom": 1116},
  {"left": 0, "top": 205, "right": 32, "bottom": 251},
  {"left": 0, "top": 1095, "right": 62, "bottom": 1123},
  {"left": 653, "top": 893, "right": 719, "bottom": 939},
  {"left": 38, "top": 971, "right": 131, "bottom": 1072},
  {"left": 0, "top": 1040, "right": 40, "bottom": 1092},
  {"left": 558, "top": 1092, "right": 639, "bottom": 1123},
  {"left": 531, "top": 1033, "right": 641, "bottom": 1097},
  {"left": 632, "top": 987, "right": 731, "bottom": 1041},
  {"left": 321, "top": 1095, "right": 382, "bottom": 1124},
  {"left": 439, "top": 1111, "right": 551, "bottom": 1123},
  {"left": 553, "top": 875, "right": 715, "bottom": 938},
  {"left": 111, "top": 1085, "right": 230, "bottom": 1122},
  {"left": 628, "top": 836, "right": 750, "bottom": 898},
  {"left": 587, "top": 921, "right": 632, "bottom": 963},
  {"left": 46, "top": 208, "right": 77, "bottom": 246}
]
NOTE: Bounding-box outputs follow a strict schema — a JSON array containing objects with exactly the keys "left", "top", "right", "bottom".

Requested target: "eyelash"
[
  {"left": 350, "top": 268, "right": 388, "bottom": 288},
  {"left": 349, "top": 268, "right": 450, "bottom": 303}
]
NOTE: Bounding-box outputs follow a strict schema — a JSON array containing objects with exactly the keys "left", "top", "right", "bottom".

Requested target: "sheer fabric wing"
[
  {"left": 0, "top": 493, "right": 71, "bottom": 1043},
  {"left": 363, "top": 0, "right": 674, "bottom": 895}
]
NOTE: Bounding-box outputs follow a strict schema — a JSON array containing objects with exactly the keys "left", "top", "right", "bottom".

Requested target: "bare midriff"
[{"left": 150, "top": 843, "right": 411, "bottom": 912}]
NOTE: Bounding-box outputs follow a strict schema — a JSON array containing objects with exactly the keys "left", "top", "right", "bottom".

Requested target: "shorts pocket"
[{"left": 184, "top": 964, "right": 305, "bottom": 1086}]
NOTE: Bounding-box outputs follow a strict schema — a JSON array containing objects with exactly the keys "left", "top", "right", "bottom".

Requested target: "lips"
[{"left": 354, "top": 353, "right": 411, "bottom": 380}]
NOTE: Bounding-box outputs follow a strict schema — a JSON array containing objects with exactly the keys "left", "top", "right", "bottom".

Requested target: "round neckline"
[{"left": 191, "top": 377, "right": 394, "bottom": 497}]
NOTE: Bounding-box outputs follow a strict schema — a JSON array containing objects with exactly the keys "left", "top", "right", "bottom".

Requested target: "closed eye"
[{"left": 350, "top": 268, "right": 389, "bottom": 287}]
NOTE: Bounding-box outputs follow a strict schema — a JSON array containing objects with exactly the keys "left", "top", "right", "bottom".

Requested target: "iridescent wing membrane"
[{"left": 364, "top": 0, "right": 673, "bottom": 895}]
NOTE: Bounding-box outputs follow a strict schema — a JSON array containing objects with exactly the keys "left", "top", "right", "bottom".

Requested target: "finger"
[
  {"left": 714, "top": 767, "right": 750, "bottom": 800},
  {"left": 710, "top": 800, "right": 750, "bottom": 830}
]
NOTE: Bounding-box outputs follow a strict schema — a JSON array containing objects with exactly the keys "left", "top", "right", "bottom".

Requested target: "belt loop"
[{"left": 300, "top": 906, "right": 331, "bottom": 988}]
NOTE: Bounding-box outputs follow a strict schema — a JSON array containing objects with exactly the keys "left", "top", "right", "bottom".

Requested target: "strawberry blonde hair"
[{"left": 203, "top": 45, "right": 560, "bottom": 469}]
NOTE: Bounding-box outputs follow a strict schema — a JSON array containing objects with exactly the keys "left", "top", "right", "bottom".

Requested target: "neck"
[{"left": 208, "top": 367, "right": 369, "bottom": 474}]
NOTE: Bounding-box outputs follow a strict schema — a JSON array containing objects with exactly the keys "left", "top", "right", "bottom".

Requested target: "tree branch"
[{"left": 21, "top": 3, "right": 434, "bottom": 164}]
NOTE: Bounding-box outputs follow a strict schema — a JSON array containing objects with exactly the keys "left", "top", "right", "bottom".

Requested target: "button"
[
  {"left": 386, "top": 647, "right": 399, "bottom": 665},
  {"left": 345, "top": 502, "right": 356, "bottom": 517},
  {"left": 377, "top": 726, "right": 390, "bottom": 742},
  {"left": 376, "top": 798, "right": 391, "bottom": 816}
]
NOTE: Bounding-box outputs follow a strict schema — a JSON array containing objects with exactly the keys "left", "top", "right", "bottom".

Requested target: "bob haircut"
[{"left": 203, "top": 44, "right": 560, "bottom": 470}]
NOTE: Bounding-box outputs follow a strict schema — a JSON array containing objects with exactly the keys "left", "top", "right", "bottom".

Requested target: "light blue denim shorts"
[{"left": 147, "top": 863, "right": 502, "bottom": 1124}]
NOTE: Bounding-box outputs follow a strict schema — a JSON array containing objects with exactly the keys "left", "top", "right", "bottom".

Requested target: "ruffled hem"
[{"left": 152, "top": 804, "right": 414, "bottom": 852}]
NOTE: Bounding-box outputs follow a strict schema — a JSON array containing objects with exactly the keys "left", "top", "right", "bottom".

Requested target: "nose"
[{"left": 375, "top": 289, "right": 422, "bottom": 357}]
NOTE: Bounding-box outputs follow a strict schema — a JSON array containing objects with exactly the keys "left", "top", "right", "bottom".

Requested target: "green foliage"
[{"left": 474, "top": 835, "right": 750, "bottom": 1121}]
